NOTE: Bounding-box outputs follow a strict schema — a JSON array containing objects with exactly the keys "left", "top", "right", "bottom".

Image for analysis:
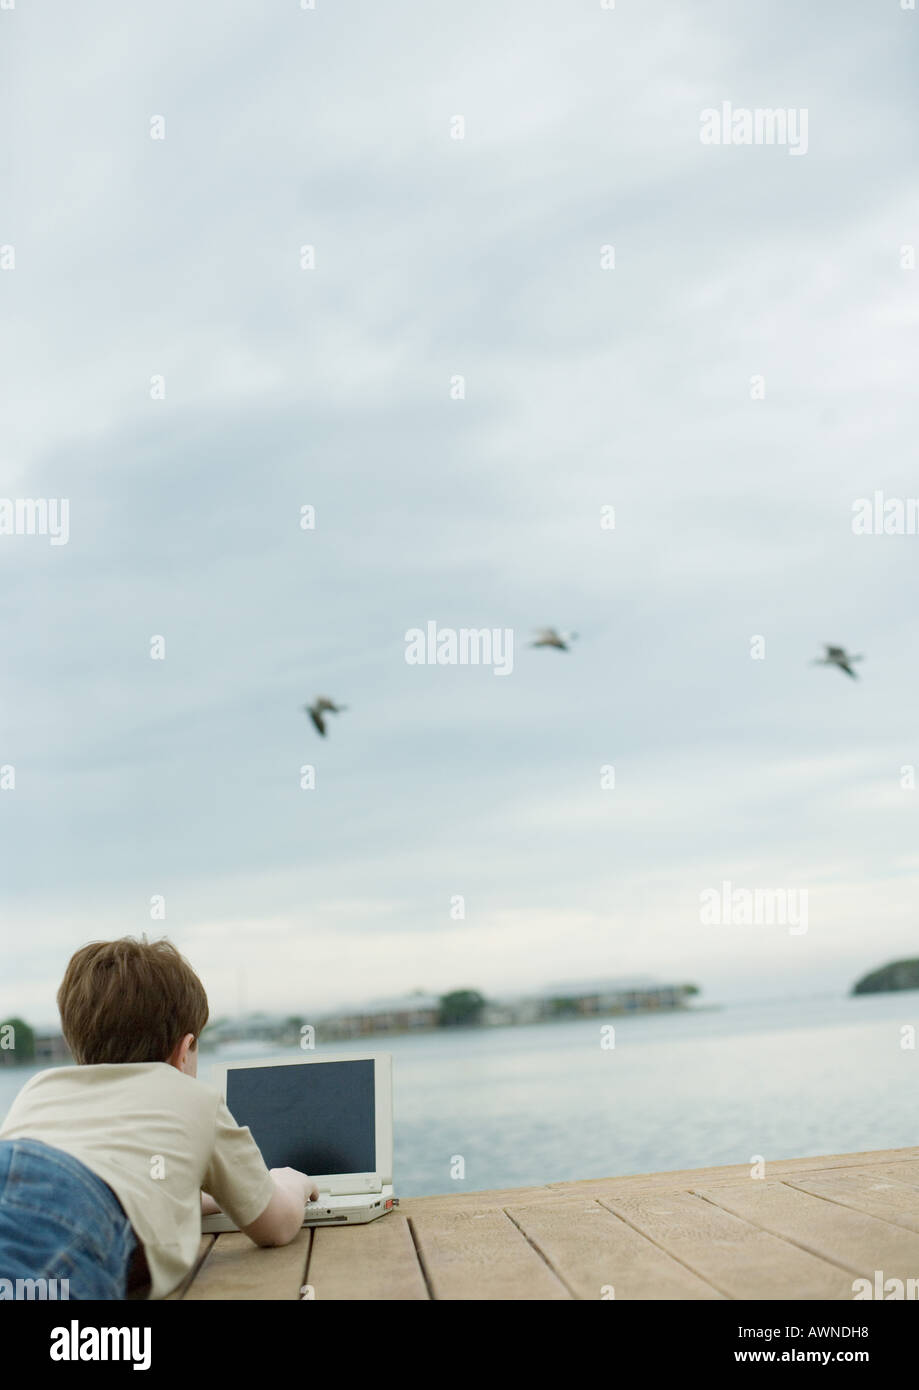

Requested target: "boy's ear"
[{"left": 165, "top": 1032, "right": 195, "bottom": 1068}]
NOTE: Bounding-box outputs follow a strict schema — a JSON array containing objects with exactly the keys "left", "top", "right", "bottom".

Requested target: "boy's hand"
[
  {"left": 270, "top": 1166, "right": 319, "bottom": 1205},
  {"left": 242, "top": 1168, "right": 321, "bottom": 1246}
]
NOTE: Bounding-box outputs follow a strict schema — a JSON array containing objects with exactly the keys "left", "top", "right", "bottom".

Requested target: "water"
[{"left": 2, "top": 992, "right": 916, "bottom": 1197}]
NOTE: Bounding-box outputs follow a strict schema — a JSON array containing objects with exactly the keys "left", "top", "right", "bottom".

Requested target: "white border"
[{"left": 208, "top": 1051, "right": 393, "bottom": 1195}]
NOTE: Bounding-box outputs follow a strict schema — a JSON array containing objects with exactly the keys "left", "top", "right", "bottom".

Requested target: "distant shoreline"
[{"left": 199, "top": 1001, "right": 723, "bottom": 1050}]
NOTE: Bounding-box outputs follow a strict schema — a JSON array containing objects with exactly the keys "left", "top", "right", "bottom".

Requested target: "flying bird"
[
  {"left": 304, "top": 696, "right": 348, "bottom": 736},
  {"left": 530, "top": 628, "right": 578, "bottom": 651},
  {"left": 813, "top": 645, "right": 863, "bottom": 679}
]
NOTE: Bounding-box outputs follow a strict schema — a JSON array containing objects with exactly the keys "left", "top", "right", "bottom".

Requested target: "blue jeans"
[{"left": 0, "top": 1138, "right": 138, "bottom": 1299}]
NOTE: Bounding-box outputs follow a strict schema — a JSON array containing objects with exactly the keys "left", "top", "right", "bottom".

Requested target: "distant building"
[
  {"left": 34, "top": 1033, "right": 72, "bottom": 1063},
  {"left": 0, "top": 1031, "right": 71, "bottom": 1066},
  {"left": 480, "top": 995, "right": 542, "bottom": 1026},
  {"left": 479, "top": 1001, "right": 517, "bottom": 1028},
  {"left": 475, "top": 978, "right": 696, "bottom": 1026},
  {"left": 535, "top": 977, "right": 695, "bottom": 1018},
  {"left": 197, "top": 977, "right": 700, "bottom": 1048},
  {"left": 319, "top": 992, "right": 441, "bottom": 1040},
  {"left": 199, "top": 1013, "right": 300, "bottom": 1052}
]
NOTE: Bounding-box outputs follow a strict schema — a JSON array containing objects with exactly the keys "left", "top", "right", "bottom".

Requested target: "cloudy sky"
[{"left": 1, "top": 0, "right": 917, "bottom": 1027}]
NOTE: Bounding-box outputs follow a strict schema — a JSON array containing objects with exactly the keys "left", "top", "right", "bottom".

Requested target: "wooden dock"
[{"left": 169, "top": 1146, "right": 919, "bottom": 1300}]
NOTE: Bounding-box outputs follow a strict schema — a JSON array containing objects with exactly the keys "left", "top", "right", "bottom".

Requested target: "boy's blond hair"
[{"left": 57, "top": 936, "right": 209, "bottom": 1064}]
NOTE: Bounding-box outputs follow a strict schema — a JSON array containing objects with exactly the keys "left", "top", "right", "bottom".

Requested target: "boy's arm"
[
  {"left": 200, "top": 1167, "right": 319, "bottom": 1241},
  {"left": 241, "top": 1168, "right": 319, "bottom": 1247},
  {"left": 204, "top": 1095, "right": 316, "bottom": 1243}
]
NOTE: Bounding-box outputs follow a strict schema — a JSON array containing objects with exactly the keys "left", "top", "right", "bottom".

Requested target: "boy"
[{"left": 0, "top": 936, "right": 318, "bottom": 1299}]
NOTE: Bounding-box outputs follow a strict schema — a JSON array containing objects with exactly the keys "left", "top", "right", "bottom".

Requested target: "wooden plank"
[
  {"left": 163, "top": 1151, "right": 919, "bottom": 1299},
  {"left": 410, "top": 1208, "right": 572, "bottom": 1300},
  {"left": 164, "top": 1235, "right": 214, "bottom": 1301},
  {"left": 305, "top": 1215, "right": 428, "bottom": 1300},
  {"left": 601, "top": 1191, "right": 853, "bottom": 1299},
  {"left": 850, "top": 1160, "right": 919, "bottom": 1190},
  {"left": 542, "top": 1147, "right": 919, "bottom": 1198},
  {"left": 786, "top": 1170, "right": 919, "bottom": 1233},
  {"left": 696, "top": 1180, "right": 919, "bottom": 1284},
  {"left": 505, "top": 1198, "right": 723, "bottom": 1300},
  {"left": 399, "top": 1186, "right": 559, "bottom": 1216},
  {"left": 397, "top": 1150, "right": 919, "bottom": 1215},
  {"left": 182, "top": 1229, "right": 311, "bottom": 1301}
]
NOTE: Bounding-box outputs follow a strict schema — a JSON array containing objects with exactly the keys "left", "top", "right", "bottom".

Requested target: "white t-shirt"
[{"left": 0, "top": 1062, "right": 275, "bottom": 1299}]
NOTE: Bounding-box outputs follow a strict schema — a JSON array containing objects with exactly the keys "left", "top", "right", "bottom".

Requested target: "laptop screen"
[{"left": 225, "top": 1059, "right": 377, "bottom": 1176}]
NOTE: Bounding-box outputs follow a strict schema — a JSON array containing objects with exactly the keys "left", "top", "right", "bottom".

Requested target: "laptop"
[{"left": 202, "top": 1052, "right": 396, "bottom": 1232}]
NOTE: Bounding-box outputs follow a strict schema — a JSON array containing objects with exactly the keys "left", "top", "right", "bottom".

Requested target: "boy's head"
[{"left": 57, "top": 936, "right": 209, "bottom": 1067}]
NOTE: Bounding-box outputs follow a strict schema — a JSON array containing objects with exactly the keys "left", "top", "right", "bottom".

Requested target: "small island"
[{"left": 852, "top": 959, "right": 919, "bottom": 995}]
